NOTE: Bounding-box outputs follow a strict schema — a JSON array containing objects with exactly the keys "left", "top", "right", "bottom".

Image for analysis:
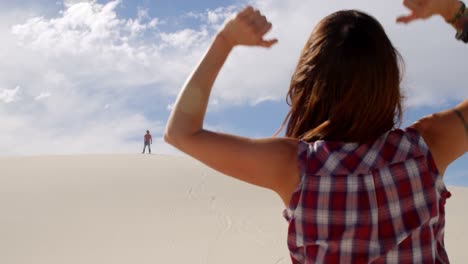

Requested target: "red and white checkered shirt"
[{"left": 283, "top": 128, "right": 451, "bottom": 263}]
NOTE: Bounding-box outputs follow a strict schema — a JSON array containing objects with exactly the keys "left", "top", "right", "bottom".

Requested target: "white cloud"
[
  {"left": 64, "top": 0, "right": 94, "bottom": 8},
  {"left": 191, "top": 6, "right": 238, "bottom": 30},
  {"left": 207, "top": 11, "right": 221, "bottom": 25},
  {"left": 160, "top": 28, "right": 208, "bottom": 49},
  {"left": 9, "top": 0, "right": 215, "bottom": 95},
  {"left": 0, "top": 86, "right": 21, "bottom": 103},
  {"left": 34, "top": 92, "right": 52, "bottom": 101},
  {"left": 167, "top": 103, "right": 174, "bottom": 111}
]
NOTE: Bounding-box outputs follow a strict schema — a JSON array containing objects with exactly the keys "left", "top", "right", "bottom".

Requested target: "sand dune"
[{"left": 0, "top": 154, "right": 466, "bottom": 264}]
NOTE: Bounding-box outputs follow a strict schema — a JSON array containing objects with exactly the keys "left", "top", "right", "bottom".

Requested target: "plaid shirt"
[{"left": 283, "top": 128, "right": 451, "bottom": 263}]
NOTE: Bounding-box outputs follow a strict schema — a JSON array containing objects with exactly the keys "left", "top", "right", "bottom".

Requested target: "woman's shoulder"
[{"left": 408, "top": 102, "right": 468, "bottom": 175}]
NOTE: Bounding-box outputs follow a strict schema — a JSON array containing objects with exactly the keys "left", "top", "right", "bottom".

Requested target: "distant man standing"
[{"left": 142, "top": 130, "right": 152, "bottom": 154}]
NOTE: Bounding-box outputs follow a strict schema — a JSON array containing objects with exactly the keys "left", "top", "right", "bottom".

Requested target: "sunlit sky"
[{"left": 0, "top": 0, "right": 466, "bottom": 186}]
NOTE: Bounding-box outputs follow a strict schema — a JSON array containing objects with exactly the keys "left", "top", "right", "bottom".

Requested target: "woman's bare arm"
[
  {"left": 164, "top": 7, "right": 300, "bottom": 203},
  {"left": 398, "top": 1, "right": 467, "bottom": 173},
  {"left": 411, "top": 100, "right": 468, "bottom": 175}
]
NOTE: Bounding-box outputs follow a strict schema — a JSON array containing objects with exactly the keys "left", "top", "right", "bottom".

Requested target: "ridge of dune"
[{"left": 0, "top": 154, "right": 466, "bottom": 264}]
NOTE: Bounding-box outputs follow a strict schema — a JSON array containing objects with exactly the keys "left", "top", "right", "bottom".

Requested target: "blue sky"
[{"left": 0, "top": 0, "right": 466, "bottom": 186}]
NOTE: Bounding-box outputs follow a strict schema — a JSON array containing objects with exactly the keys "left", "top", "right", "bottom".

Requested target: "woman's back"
[{"left": 284, "top": 128, "right": 451, "bottom": 263}]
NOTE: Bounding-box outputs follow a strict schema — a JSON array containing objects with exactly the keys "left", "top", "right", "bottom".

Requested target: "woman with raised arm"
[{"left": 165, "top": 0, "right": 467, "bottom": 263}]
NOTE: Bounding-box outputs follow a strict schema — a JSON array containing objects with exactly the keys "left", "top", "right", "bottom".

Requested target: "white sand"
[{"left": 0, "top": 154, "right": 466, "bottom": 264}]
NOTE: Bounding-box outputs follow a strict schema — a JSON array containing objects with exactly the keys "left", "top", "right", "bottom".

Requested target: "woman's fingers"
[
  {"left": 397, "top": 0, "right": 434, "bottom": 23},
  {"left": 398, "top": 0, "right": 423, "bottom": 23},
  {"left": 258, "top": 21, "right": 273, "bottom": 36},
  {"left": 396, "top": 13, "right": 418, "bottom": 23},
  {"left": 246, "top": 10, "right": 266, "bottom": 30},
  {"left": 245, "top": 9, "right": 277, "bottom": 47},
  {"left": 259, "top": 38, "right": 278, "bottom": 48}
]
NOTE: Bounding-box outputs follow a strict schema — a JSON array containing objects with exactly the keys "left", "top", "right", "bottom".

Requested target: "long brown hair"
[{"left": 276, "top": 10, "right": 403, "bottom": 143}]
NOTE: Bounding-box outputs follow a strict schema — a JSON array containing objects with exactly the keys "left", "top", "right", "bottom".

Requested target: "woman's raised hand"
[
  {"left": 218, "top": 6, "right": 278, "bottom": 48},
  {"left": 397, "top": 0, "right": 462, "bottom": 23}
]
